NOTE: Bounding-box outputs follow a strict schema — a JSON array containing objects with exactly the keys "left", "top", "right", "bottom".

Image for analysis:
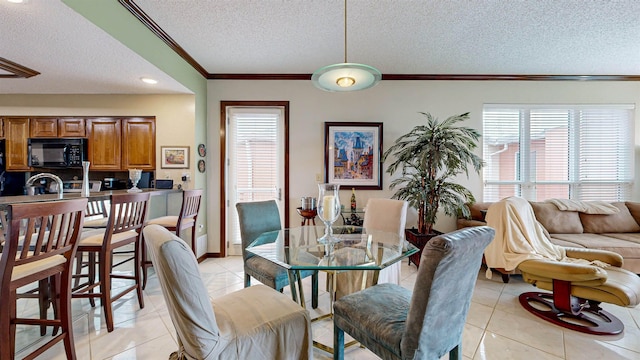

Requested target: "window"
[{"left": 483, "top": 104, "right": 634, "bottom": 202}]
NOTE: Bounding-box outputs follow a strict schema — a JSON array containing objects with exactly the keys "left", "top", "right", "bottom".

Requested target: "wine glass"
[
  {"left": 127, "top": 169, "right": 142, "bottom": 193},
  {"left": 317, "top": 183, "right": 341, "bottom": 243}
]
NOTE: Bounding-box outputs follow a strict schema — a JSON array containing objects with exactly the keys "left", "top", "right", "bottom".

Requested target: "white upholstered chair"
[
  {"left": 143, "top": 224, "right": 312, "bottom": 360},
  {"left": 333, "top": 198, "right": 408, "bottom": 300}
]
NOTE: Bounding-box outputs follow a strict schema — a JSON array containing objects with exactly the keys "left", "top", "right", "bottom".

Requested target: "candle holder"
[
  {"left": 317, "top": 183, "right": 341, "bottom": 243},
  {"left": 127, "top": 169, "right": 142, "bottom": 193}
]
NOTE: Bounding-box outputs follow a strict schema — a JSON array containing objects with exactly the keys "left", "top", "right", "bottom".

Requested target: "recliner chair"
[{"left": 485, "top": 196, "right": 640, "bottom": 335}]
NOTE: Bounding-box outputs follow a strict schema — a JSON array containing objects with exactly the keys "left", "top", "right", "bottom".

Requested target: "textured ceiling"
[{"left": 1, "top": 0, "right": 640, "bottom": 95}]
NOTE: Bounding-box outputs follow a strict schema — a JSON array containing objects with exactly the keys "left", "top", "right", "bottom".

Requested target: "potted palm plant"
[{"left": 382, "top": 112, "right": 483, "bottom": 266}]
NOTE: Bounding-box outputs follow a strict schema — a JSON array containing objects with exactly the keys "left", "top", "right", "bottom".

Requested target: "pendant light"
[{"left": 312, "top": 0, "right": 381, "bottom": 92}]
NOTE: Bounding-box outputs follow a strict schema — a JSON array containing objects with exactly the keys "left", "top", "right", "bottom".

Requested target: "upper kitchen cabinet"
[
  {"left": 0, "top": 117, "right": 4, "bottom": 139},
  {"left": 86, "top": 118, "right": 122, "bottom": 171},
  {"left": 5, "top": 117, "right": 31, "bottom": 171},
  {"left": 31, "top": 118, "right": 86, "bottom": 138},
  {"left": 122, "top": 117, "right": 156, "bottom": 170}
]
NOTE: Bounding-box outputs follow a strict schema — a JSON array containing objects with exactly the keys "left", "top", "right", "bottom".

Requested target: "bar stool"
[
  {"left": 72, "top": 193, "right": 150, "bottom": 332},
  {"left": 0, "top": 198, "right": 87, "bottom": 360},
  {"left": 142, "top": 189, "right": 203, "bottom": 289}
]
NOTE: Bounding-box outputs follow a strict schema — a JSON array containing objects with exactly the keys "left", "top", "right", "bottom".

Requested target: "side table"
[
  {"left": 296, "top": 207, "right": 317, "bottom": 226},
  {"left": 405, "top": 229, "right": 441, "bottom": 268}
]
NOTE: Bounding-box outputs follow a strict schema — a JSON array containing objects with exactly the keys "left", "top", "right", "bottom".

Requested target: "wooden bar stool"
[
  {"left": 142, "top": 189, "right": 203, "bottom": 289},
  {"left": 0, "top": 198, "right": 87, "bottom": 360}
]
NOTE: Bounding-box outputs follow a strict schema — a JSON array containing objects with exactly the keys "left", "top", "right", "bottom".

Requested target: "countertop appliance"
[
  {"left": 28, "top": 138, "right": 87, "bottom": 169},
  {"left": 63, "top": 180, "right": 102, "bottom": 193}
]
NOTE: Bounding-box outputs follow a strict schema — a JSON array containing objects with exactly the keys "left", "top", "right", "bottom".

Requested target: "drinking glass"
[
  {"left": 317, "top": 183, "right": 341, "bottom": 243},
  {"left": 127, "top": 169, "right": 142, "bottom": 193}
]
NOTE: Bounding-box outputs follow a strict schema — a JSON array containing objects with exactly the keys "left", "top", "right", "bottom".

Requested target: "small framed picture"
[
  {"left": 198, "top": 143, "right": 207, "bottom": 157},
  {"left": 198, "top": 159, "right": 206, "bottom": 173},
  {"left": 161, "top": 146, "right": 190, "bottom": 169}
]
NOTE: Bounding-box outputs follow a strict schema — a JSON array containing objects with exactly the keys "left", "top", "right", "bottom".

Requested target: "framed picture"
[
  {"left": 197, "top": 143, "right": 206, "bottom": 157},
  {"left": 161, "top": 146, "right": 190, "bottom": 169},
  {"left": 324, "top": 122, "right": 383, "bottom": 190}
]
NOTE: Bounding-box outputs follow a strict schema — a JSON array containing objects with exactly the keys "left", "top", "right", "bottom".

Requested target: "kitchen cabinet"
[
  {"left": 86, "top": 118, "right": 122, "bottom": 171},
  {"left": 31, "top": 118, "right": 86, "bottom": 138},
  {"left": 86, "top": 117, "right": 156, "bottom": 171},
  {"left": 0, "top": 117, "right": 4, "bottom": 139},
  {"left": 5, "top": 117, "right": 31, "bottom": 171},
  {"left": 122, "top": 117, "right": 155, "bottom": 170}
]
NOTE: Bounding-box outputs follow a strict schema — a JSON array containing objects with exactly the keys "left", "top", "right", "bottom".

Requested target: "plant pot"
[{"left": 405, "top": 228, "right": 442, "bottom": 268}]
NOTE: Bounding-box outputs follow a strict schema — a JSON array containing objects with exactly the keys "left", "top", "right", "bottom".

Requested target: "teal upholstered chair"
[
  {"left": 333, "top": 226, "right": 495, "bottom": 360},
  {"left": 236, "top": 200, "right": 319, "bottom": 308}
]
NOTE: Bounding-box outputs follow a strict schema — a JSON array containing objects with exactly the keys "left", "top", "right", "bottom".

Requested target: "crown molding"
[{"left": 0, "top": 57, "right": 40, "bottom": 78}]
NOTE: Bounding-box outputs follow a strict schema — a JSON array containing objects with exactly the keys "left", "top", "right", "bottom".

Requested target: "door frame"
[{"left": 219, "top": 101, "right": 290, "bottom": 257}]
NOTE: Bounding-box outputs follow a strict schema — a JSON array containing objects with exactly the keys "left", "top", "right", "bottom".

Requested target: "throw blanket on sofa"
[
  {"left": 545, "top": 198, "right": 619, "bottom": 214},
  {"left": 484, "top": 197, "right": 610, "bottom": 277}
]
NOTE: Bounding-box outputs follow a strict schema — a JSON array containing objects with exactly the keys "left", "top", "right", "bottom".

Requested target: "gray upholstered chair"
[
  {"left": 143, "top": 224, "right": 312, "bottom": 360},
  {"left": 333, "top": 226, "right": 495, "bottom": 360},
  {"left": 236, "top": 200, "right": 318, "bottom": 308}
]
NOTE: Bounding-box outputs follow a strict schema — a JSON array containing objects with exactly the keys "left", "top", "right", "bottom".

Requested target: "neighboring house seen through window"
[{"left": 483, "top": 104, "right": 634, "bottom": 202}]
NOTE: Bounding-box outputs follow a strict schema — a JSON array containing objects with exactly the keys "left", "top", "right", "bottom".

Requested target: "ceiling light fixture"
[
  {"left": 311, "top": 0, "right": 381, "bottom": 92},
  {"left": 140, "top": 77, "right": 158, "bottom": 84},
  {"left": 7, "top": 0, "right": 25, "bottom": 3}
]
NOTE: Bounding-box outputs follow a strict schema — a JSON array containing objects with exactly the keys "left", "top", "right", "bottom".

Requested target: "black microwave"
[{"left": 28, "top": 138, "right": 87, "bottom": 168}]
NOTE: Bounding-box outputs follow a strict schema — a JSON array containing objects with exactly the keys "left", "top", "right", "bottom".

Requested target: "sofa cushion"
[
  {"left": 530, "top": 202, "right": 583, "bottom": 234},
  {"left": 624, "top": 202, "right": 640, "bottom": 227},
  {"left": 579, "top": 202, "right": 640, "bottom": 233},
  {"left": 468, "top": 202, "right": 492, "bottom": 221}
]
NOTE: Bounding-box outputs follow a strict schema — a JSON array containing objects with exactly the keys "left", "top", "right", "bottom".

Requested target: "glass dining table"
[{"left": 246, "top": 225, "right": 418, "bottom": 308}]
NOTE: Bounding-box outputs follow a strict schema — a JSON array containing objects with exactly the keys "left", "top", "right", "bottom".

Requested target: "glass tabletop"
[{"left": 246, "top": 226, "right": 418, "bottom": 271}]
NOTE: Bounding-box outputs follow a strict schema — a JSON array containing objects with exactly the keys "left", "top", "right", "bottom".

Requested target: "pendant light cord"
[{"left": 344, "top": 0, "right": 348, "bottom": 63}]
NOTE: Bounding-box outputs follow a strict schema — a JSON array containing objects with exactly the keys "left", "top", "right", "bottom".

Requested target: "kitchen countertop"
[{"left": 0, "top": 188, "right": 181, "bottom": 208}]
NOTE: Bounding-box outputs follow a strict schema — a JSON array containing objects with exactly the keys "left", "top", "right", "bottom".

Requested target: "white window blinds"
[{"left": 483, "top": 104, "right": 634, "bottom": 202}]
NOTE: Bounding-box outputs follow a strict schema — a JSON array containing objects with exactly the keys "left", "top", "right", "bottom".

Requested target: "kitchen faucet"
[{"left": 26, "top": 173, "right": 64, "bottom": 199}]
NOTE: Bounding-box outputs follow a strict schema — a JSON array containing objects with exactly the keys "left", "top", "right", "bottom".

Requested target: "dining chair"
[
  {"left": 0, "top": 198, "right": 87, "bottom": 360},
  {"left": 236, "top": 200, "right": 319, "bottom": 309},
  {"left": 333, "top": 226, "right": 495, "bottom": 360},
  {"left": 142, "top": 189, "right": 202, "bottom": 289},
  {"left": 331, "top": 198, "right": 408, "bottom": 300},
  {"left": 143, "top": 224, "right": 312, "bottom": 359},
  {"left": 72, "top": 192, "right": 150, "bottom": 332}
]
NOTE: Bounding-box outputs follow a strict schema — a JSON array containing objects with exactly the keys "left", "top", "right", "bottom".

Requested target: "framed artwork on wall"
[
  {"left": 161, "top": 146, "right": 190, "bottom": 169},
  {"left": 324, "top": 122, "right": 383, "bottom": 190}
]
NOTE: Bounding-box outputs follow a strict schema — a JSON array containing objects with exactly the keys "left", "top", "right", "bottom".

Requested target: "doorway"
[{"left": 220, "top": 101, "right": 289, "bottom": 256}]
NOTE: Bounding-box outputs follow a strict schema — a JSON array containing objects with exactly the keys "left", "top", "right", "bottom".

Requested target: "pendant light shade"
[
  {"left": 312, "top": 0, "right": 381, "bottom": 92},
  {"left": 312, "top": 63, "right": 382, "bottom": 92}
]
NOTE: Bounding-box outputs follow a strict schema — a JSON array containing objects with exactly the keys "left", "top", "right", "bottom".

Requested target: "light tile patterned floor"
[{"left": 14, "top": 255, "right": 640, "bottom": 360}]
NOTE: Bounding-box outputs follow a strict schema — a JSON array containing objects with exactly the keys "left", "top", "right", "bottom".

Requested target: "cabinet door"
[
  {"left": 0, "top": 117, "right": 4, "bottom": 139},
  {"left": 122, "top": 117, "right": 156, "bottom": 170},
  {"left": 86, "top": 118, "right": 122, "bottom": 171},
  {"left": 6, "top": 117, "right": 31, "bottom": 171},
  {"left": 30, "top": 118, "right": 58, "bottom": 138},
  {"left": 59, "top": 118, "right": 86, "bottom": 137}
]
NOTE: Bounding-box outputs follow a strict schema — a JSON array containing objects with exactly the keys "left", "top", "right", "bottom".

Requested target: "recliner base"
[{"left": 519, "top": 291, "right": 623, "bottom": 335}]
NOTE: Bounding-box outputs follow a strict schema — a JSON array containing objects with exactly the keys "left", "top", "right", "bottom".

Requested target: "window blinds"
[{"left": 483, "top": 104, "right": 634, "bottom": 202}]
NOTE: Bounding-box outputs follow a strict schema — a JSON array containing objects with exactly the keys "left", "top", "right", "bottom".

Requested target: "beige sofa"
[{"left": 458, "top": 201, "right": 640, "bottom": 275}]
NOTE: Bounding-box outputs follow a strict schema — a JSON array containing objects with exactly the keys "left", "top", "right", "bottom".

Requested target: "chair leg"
[
  {"left": 449, "top": 344, "right": 462, "bottom": 360},
  {"left": 191, "top": 226, "right": 197, "bottom": 257},
  {"left": 38, "top": 278, "right": 49, "bottom": 336},
  {"left": 312, "top": 272, "right": 319, "bottom": 309},
  {"left": 51, "top": 274, "right": 62, "bottom": 336},
  {"left": 59, "top": 268, "right": 77, "bottom": 360},
  {"left": 141, "top": 234, "right": 149, "bottom": 290},
  {"left": 100, "top": 249, "right": 115, "bottom": 332},
  {"left": 0, "top": 289, "right": 16, "bottom": 360},
  {"left": 244, "top": 273, "right": 251, "bottom": 288},
  {"left": 135, "top": 237, "right": 145, "bottom": 309},
  {"left": 333, "top": 322, "right": 345, "bottom": 360},
  {"left": 88, "top": 251, "right": 96, "bottom": 307}
]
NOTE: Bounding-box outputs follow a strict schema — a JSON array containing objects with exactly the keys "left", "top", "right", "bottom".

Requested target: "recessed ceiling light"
[
  {"left": 7, "top": 0, "right": 26, "bottom": 3},
  {"left": 140, "top": 77, "right": 158, "bottom": 85}
]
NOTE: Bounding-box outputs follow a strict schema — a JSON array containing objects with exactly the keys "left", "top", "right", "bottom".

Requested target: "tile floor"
[{"left": 14, "top": 255, "right": 640, "bottom": 360}]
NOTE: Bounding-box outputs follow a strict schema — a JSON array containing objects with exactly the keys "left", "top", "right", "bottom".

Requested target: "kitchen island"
[{"left": 0, "top": 189, "right": 182, "bottom": 219}]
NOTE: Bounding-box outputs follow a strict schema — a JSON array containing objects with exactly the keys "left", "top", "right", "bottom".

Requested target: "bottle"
[{"left": 350, "top": 188, "right": 357, "bottom": 213}]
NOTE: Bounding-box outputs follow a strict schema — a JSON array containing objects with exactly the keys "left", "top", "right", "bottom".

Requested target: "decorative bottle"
[
  {"left": 81, "top": 161, "right": 90, "bottom": 197},
  {"left": 350, "top": 188, "right": 357, "bottom": 213}
]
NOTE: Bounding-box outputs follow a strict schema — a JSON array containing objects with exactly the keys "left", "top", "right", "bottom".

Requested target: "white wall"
[{"left": 208, "top": 80, "right": 640, "bottom": 246}]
